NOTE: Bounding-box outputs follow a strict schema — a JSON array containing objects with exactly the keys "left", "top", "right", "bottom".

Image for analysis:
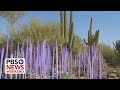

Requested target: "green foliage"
[
  {"left": 113, "top": 40, "right": 120, "bottom": 57},
  {"left": 100, "top": 43, "right": 118, "bottom": 67},
  {"left": 113, "top": 40, "right": 120, "bottom": 65},
  {"left": 0, "top": 34, "right": 7, "bottom": 48},
  {"left": 0, "top": 11, "right": 26, "bottom": 24},
  {"left": 72, "top": 36, "right": 81, "bottom": 52},
  {"left": 62, "top": 72, "right": 76, "bottom": 79},
  {"left": 0, "top": 17, "right": 82, "bottom": 53}
]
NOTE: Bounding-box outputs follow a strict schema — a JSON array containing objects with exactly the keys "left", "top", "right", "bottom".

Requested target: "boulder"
[
  {"left": 110, "top": 73, "right": 117, "bottom": 78},
  {"left": 80, "top": 76, "right": 85, "bottom": 79},
  {"left": 115, "top": 77, "right": 119, "bottom": 79},
  {"left": 112, "top": 69, "right": 117, "bottom": 73},
  {"left": 109, "top": 77, "right": 118, "bottom": 79}
]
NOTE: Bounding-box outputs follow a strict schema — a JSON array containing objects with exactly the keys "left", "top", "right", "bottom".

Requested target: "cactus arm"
[
  {"left": 84, "top": 39, "right": 88, "bottom": 45},
  {"left": 96, "top": 29, "right": 99, "bottom": 45},
  {"left": 89, "top": 18, "right": 93, "bottom": 39},
  {"left": 94, "top": 29, "right": 99, "bottom": 46},
  {"left": 89, "top": 17, "right": 93, "bottom": 46},
  {"left": 90, "top": 17, "right": 93, "bottom": 31}
]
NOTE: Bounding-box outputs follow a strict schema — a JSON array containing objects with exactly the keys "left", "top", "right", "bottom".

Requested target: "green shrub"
[
  {"left": 0, "top": 17, "right": 83, "bottom": 52},
  {"left": 62, "top": 72, "right": 76, "bottom": 79},
  {"left": 100, "top": 43, "right": 117, "bottom": 67},
  {"left": 113, "top": 40, "right": 120, "bottom": 65}
]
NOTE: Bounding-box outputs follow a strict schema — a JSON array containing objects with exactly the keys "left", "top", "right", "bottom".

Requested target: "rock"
[
  {"left": 80, "top": 76, "right": 85, "bottom": 79},
  {"left": 112, "top": 70, "right": 117, "bottom": 73},
  {"left": 36, "top": 75, "right": 40, "bottom": 79},
  {"left": 109, "top": 78, "right": 116, "bottom": 79},
  {"left": 115, "top": 77, "right": 119, "bottom": 79},
  {"left": 110, "top": 73, "right": 117, "bottom": 78}
]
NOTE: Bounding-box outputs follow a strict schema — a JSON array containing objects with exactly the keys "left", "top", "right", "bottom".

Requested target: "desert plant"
[
  {"left": 0, "top": 17, "right": 82, "bottom": 53},
  {"left": 60, "top": 11, "right": 75, "bottom": 52},
  {"left": 0, "top": 11, "right": 26, "bottom": 24},
  {"left": 0, "top": 11, "right": 106, "bottom": 79},
  {"left": 84, "top": 17, "right": 100, "bottom": 70},
  {"left": 100, "top": 43, "right": 117, "bottom": 67},
  {"left": 113, "top": 40, "right": 120, "bottom": 65},
  {"left": 62, "top": 72, "right": 76, "bottom": 79},
  {"left": 84, "top": 18, "right": 100, "bottom": 46}
]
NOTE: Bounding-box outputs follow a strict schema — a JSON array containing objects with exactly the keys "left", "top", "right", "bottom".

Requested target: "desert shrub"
[
  {"left": 100, "top": 43, "right": 117, "bottom": 67},
  {"left": 113, "top": 40, "right": 120, "bottom": 65},
  {"left": 0, "top": 17, "right": 82, "bottom": 53}
]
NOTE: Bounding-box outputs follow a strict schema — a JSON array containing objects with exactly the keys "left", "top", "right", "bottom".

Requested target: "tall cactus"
[
  {"left": 71, "top": 35, "right": 75, "bottom": 50},
  {"left": 60, "top": 11, "right": 64, "bottom": 39},
  {"left": 84, "top": 17, "right": 100, "bottom": 61},
  {"left": 68, "top": 11, "right": 74, "bottom": 50},
  {"left": 64, "top": 11, "right": 67, "bottom": 43},
  {"left": 84, "top": 17, "right": 99, "bottom": 46},
  {"left": 60, "top": 11, "right": 75, "bottom": 52}
]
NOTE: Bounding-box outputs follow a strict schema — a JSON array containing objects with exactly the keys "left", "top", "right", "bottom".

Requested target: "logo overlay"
[{"left": 5, "top": 58, "right": 25, "bottom": 74}]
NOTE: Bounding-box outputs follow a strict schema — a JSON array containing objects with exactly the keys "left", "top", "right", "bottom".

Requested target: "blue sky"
[{"left": 1, "top": 11, "right": 120, "bottom": 47}]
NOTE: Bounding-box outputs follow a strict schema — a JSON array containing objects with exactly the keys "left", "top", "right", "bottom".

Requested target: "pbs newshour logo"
[{"left": 5, "top": 58, "right": 25, "bottom": 74}]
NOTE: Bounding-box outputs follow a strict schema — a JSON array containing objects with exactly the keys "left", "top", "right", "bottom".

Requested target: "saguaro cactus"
[
  {"left": 64, "top": 11, "right": 67, "bottom": 43},
  {"left": 84, "top": 18, "right": 100, "bottom": 61},
  {"left": 68, "top": 11, "right": 74, "bottom": 50},
  {"left": 60, "top": 11, "right": 64, "bottom": 39},
  {"left": 84, "top": 18, "right": 99, "bottom": 46},
  {"left": 60, "top": 11, "right": 75, "bottom": 52}
]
